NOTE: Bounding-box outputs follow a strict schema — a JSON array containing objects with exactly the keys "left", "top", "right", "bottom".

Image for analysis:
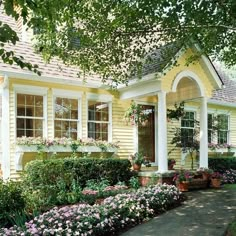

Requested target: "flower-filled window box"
[
  {"left": 208, "top": 143, "right": 235, "bottom": 157},
  {"left": 15, "top": 137, "right": 119, "bottom": 171}
]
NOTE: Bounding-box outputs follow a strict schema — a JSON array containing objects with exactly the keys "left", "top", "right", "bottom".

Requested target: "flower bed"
[
  {"left": 222, "top": 169, "right": 236, "bottom": 184},
  {"left": 0, "top": 184, "right": 183, "bottom": 236}
]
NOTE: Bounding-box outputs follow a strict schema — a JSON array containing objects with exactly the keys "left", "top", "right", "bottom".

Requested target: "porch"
[{"left": 119, "top": 67, "right": 223, "bottom": 171}]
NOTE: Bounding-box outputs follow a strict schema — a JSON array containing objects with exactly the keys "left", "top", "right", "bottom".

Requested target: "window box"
[
  {"left": 208, "top": 151, "right": 235, "bottom": 158},
  {"left": 15, "top": 145, "right": 118, "bottom": 171}
]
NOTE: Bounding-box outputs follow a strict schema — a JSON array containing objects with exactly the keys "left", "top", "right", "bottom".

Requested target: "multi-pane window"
[
  {"left": 88, "top": 101, "right": 110, "bottom": 141},
  {"left": 208, "top": 114, "right": 213, "bottom": 143},
  {"left": 54, "top": 97, "right": 78, "bottom": 139},
  {"left": 16, "top": 94, "right": 44, "bottom": 137},
  {"left": 208, "top": 113, "right": 229, "bottom": 144},
  {"left": 217, "top": 114, "right": 229, "bottom": 144},
  {"left": 181, "top": 111, "right": 195, "bottom": 147}
]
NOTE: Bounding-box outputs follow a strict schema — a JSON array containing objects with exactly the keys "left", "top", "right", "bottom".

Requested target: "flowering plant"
[
  {"left": 124, "top": 101, "right": 149, "bottom": 126},
  {"left": 211, "top": 172, "right": 222, "bottom": 179},
  {"left": 0, "top": 184, "right": 183, "bottom": 236},
  {"left": 173, "top": 169, "right": 193, "bottom": 183},
  {"left": 197, "top": 167, "right": 213, "bottom": 175},
  {"left": 128, "top": 152, "right": 144, "bottom": 165},
  {"left": 208, "top": 143, "right": 235, "bottom": 151},
  {"left": 16, "top": 136, "right": 119, "bottom": 149},
  {"left": 222, "top": 169, "right": 236, "bottom": 184}
]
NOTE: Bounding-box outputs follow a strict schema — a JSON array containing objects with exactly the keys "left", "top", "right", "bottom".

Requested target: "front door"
[{"left": 138, "top": 105, "right": 155, "bottom": 162}]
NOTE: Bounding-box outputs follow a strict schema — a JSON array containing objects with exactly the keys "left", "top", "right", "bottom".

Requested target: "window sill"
[{"left": 15, "top": 145, "right": 117, "bottom": 171}]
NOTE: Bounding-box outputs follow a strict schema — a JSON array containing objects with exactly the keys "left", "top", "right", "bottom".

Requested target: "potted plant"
[
  {"left": 168, "top": 158, "right": 176, "bottom": 170},
  {"left": 124, "top": 101, "right": 149, "bottom": 126},
  {"left": 169, "top": 119, "right": 200, "bottom": 170},
  {"left": 173, "top": 169, "right": 193, "bottom": 191},
  {"left": 211, "top": 172, "right": 222, "bottom": 188},
  {"left": 197, "top": 167, "right": 213, "bottom": 180},
  {"left": 129, "top": 152, "right": 144, "bottom": 171}
]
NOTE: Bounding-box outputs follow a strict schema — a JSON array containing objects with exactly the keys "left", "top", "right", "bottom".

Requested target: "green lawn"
[
  {"left": 226, "top": 219, "right": 236, "bottom": 236},
  {"left": 224, "top": 184, "right": 236, "bottom": 190}
]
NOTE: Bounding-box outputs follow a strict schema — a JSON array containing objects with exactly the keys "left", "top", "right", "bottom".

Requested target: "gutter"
[
  {"left": 208, "top": 99, "right": 236, "bottom": 108},
  {"left": 0, "top": 69, "right": 109, "bottom": 90}
]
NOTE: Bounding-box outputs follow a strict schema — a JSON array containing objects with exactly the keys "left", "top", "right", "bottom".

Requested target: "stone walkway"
[{"left": 121, "top": 188, "right": 236, "bottom": 236}]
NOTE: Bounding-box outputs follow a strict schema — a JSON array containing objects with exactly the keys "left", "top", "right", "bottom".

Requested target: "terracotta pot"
[
  {"left": 133, "top": 163, "right": 141, "bottom": 171},
  {"left": 211, "top": 178, "right": 221, "bottom": 188},
  {"left": 202, "top": 172, "right": 210, "bottom": 180},
  {"left": 178, "top": 181, "right": 189, "bottom": 192}
]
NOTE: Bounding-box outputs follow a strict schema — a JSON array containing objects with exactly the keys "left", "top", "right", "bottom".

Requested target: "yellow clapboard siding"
[{"left": 5, "top": 48, "right": 236, "bottom": 179}]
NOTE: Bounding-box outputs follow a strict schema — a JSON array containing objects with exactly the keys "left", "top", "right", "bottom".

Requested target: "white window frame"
[
  {"left": 86, "top": 93, "right": 112, "bottom": 142},
  {"left": 207, "top": 109, "right": 231, "bottom": 144},
  {"left": 52, "top": 89, "right": 82, "bottom": 139},
  {"left": 181, "top": 110, "right": 196, "bottom": 145},
  {"left": 13, "top": 84, "right": 48, "bottom": 140},
  {"left": 207, "top": 113, "right": 214, "bottom": 143},
  {"left": 217, "top": 114, "right": 230, "bottom": 144}
]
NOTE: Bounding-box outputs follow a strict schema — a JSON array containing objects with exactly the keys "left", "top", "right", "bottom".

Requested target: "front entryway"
[{"left": 138, "top": 105, "right": 155, "bottom": 162}]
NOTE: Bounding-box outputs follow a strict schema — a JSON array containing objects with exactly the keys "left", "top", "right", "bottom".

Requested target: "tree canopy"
[{"left": 1, "top": 0, "right": 236, "bottom": 85}]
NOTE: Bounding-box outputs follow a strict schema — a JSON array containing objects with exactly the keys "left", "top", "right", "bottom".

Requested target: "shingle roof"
[
  {"left": 141, "top": 44, "right": 180, "bottom": 76},
  {"left": 210, "top": 68, "right": 236, "bottom": 104},
  {"left": 0, "top": 7, "right": 101, "bottom": 85}
]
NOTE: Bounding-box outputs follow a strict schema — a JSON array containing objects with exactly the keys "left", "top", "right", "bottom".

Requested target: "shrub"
[
  {"left": 0, "top": 184, "right": 183, "bottom": 236},
  {"left": 22, "top": 158, "right": 133, "bottom": 210},
  {"left": 129, "top": 176, "right": 140, "bottom": 189},
  {"left": 208, "top": 157, "right": 236, "bottom": 172},
  {"left": 0, "top": 179, "right": 26, "bottom": 228},
  {"left": 222, "top": 169, "right": 236, "bottom": 184}
]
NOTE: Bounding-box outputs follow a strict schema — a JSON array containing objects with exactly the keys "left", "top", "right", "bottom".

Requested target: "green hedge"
[
  {"left": 22, "top": 158, "right": 133, "bottom": 209},
  {"left": 209, "top": 157, "right": 236, "bottom": 172},
  {"left": 0, "top": 179, "right": 25, "bottom": 227},
  {"left": 24, "top": 158, "right": 132, "bottom": 187}
]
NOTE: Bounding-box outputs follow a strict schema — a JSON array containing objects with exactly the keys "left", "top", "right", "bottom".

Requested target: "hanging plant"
[
  {"left": 167, "top": 101, "right": 185, "bottom": 121},
  {"left": 124, "top": 101, "right": 149, "bottom": 126}
]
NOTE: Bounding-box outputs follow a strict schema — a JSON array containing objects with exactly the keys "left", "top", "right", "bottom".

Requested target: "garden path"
[{"left": 121, "top": 187, "right": 236, "bottom": 236}]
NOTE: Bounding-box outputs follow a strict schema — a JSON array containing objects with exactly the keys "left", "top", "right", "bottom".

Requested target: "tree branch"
[{"left": 114, "top": 24, "right": 236, "bottom": 36}]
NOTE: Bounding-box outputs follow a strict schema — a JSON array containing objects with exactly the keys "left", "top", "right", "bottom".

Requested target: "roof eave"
[
  {"left": 0, "top": 69, "right": 108, "bottom": 89},
  {"left": 208, "top": 99, "right": 236, "bottom": 108},
  {"left": 192, "top": 44, "right": 224, "bottom": 89}
]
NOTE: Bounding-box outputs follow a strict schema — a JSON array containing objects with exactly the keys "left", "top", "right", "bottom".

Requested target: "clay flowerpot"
[
  {"left": 133, "top": 163, "right": 141, "bottom": 171},
  {"left": 211, "top": 178, "right": 221, "bottom": 188},
  {"left": 178, "top": 181, "right": 189, "bottom": 192},
  {"left": 202, "top": 172, "right": 210, "bottom": 180}
]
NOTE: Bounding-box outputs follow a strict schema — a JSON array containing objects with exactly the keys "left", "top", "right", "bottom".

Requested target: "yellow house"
[{"left": 1, "top": 9, "right": 236, "bottom": 180}]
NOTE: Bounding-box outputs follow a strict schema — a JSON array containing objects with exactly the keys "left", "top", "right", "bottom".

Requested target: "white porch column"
[
  {"left": 200, "top": 97, "right": 208, "bottom": 168},
  {"left": 1, "top": 75, "right": 10, "bottom": 179},
  {"left": 157, "top": 91, "right": 168, "bottom": 172}
]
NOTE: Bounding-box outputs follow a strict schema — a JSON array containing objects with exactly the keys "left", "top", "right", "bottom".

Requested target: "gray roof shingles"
[
  {"left": 0, "top": 7, "right": 100, "bottom": 84},
  {"left": 211, "top": 68, "right": 236, "bottom": 104}
]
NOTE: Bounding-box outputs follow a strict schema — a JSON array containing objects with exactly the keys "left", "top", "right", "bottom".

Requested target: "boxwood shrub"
[
  {"left": 209, "top": 157, "right": 236, "bottom": 172},
  {"left": 22, "top": 158, "right": 133, "bottom": 209}
]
